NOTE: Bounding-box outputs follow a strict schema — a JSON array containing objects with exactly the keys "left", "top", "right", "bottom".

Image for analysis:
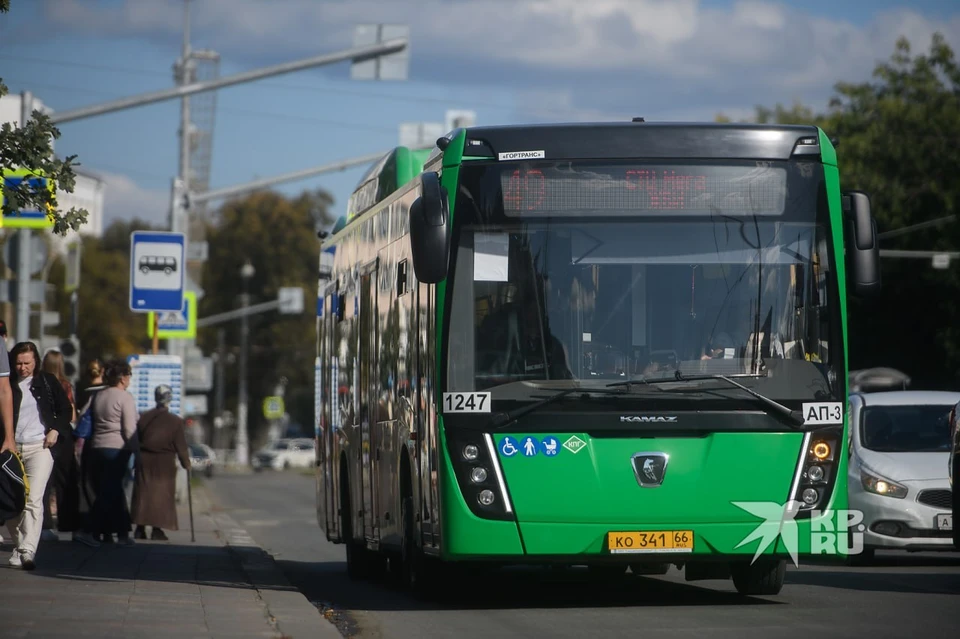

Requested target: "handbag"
[
  {"left": 74, "top": 389, "right": 99, "bottom": 440},
  {"left": 0, "top": 450, "right": 29, "bottom": 522},
  {"left": 75, "top": 405, "right": 93, "bottom": 439}
]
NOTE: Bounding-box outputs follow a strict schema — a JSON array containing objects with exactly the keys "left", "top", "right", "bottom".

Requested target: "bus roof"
[
  {"left": 438, "top": 121, "right": 825, "bottom": 163},
  {"left": 344, "top": 145, "right": 431, "bottom": 224}
]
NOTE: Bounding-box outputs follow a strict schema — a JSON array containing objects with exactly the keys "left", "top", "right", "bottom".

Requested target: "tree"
[
  {"left": 48, "top": 218, "right": 160, "bottom": 363},
  {"left": 726, "top": 33, "right": 960, "bottom": 387},
  {"left": 0, "top": 1, "right": 88, "bottom": 235},
  {"left": 199, "top": 188, "right": 335, "bottom": 445}
]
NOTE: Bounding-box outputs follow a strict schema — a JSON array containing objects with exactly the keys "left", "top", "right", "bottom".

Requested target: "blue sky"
[{"left": 1, "top": 0, "right": 958, "bottom": 230}]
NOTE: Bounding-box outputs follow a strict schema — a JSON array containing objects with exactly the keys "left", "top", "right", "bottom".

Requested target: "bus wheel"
[
  {"left": 401, "top": 496, "right": 433, "bottom": 596},
  {"left": 730, "top": 559, "right": 785, "bottom": 596},
  {"left": 342, "top": 484, "right": 372, "bottom": 579}
]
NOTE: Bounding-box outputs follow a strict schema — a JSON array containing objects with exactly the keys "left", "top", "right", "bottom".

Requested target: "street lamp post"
[{"left": 236, "top": 260, "right": 255, "bottom": 466}]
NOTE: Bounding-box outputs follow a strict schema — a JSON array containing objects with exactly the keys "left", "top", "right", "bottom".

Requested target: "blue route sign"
[{"left": 129, "top": 231, "right": 185, "bottom": 312}]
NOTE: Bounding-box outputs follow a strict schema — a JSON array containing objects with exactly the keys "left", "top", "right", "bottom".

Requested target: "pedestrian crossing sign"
[
  {"left": 1, "top": 168, "right": 56, "bottom": 229},
  {"left": 147, "top": 290, "right": 197, "bottom": 339}
]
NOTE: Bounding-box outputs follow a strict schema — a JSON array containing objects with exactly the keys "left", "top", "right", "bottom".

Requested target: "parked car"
[
  {"left": 847, "top": 390, "right": 957, "bottom": 562},
  {"left": 949, "top": 402, "right": 960, "bottom": 549},
  {"left": 252, "top": 438, "right": 315, "bottom": 471},
  {"left": 189, "top": 444, "right": 215, "bottom": 478}
]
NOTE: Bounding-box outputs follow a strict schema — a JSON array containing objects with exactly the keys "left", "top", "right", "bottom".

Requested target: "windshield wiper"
[
  {"left": 607, "top": 370, "right": 806, "bottom": 429},
  {"left": 490, "top": 387, "right": 628, "bottom": 430}
]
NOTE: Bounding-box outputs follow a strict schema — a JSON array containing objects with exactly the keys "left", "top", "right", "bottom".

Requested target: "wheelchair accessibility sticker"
[{"left": 499, "top": 435, "right": 562, "bottom": 458}]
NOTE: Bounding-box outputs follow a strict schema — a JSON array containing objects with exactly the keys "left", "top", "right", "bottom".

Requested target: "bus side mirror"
[
  {"left": 409, "top": 171, "right": 450, "bottom": 284},
  {"left": 843, "top": 191, "right": 881, "bottom": 297}
]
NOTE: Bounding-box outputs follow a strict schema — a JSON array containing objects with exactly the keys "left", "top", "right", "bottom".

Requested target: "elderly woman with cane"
[{"left": 131, "top": 385, "right": 191, "bottom": 540}]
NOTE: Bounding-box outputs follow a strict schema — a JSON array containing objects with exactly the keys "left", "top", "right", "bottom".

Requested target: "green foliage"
[
  {"left": 199, "top": 189, "right": 334, "bottom": 442},
  {"left": 0, "top": 1, "right": 88, "bottom": 235},
  {"left": 734, "top": 33, "right": 960, "bottom": 386}
]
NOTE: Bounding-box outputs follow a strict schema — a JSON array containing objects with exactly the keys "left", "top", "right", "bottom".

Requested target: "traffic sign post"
[
  {"left": 147, "top": 290, "right": 197, "bottom": 340},
  {"left": 1, "top": 168, "right": 56, "bottom": 230},
  {"left": 130, "top": 231, "right": 186, "bottom": 314},
  {"left": 263, "top": 396, "right": 285, "bottom": 419}
]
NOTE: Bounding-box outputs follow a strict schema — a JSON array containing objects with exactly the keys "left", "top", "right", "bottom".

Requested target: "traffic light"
[{"left": 59, "top": 336, "right": 80, "bottom": 383}]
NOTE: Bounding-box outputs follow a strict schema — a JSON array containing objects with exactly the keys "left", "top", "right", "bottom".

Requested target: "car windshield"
[
  {"left": 445, "top": 159, "right": 841, "bottom": 404},
  {"left": 189, "top": 445, "right": 207, "bottom": 458},
  {"left": 861, "top": 404, "right": 953, "bottom": 452}
]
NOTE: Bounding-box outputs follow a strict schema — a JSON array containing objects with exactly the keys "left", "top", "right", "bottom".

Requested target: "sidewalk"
[{"left": 0, "top": 480, "right": 340, "bottom": 639}]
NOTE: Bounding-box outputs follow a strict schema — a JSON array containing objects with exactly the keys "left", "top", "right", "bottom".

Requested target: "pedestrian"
[
  {"left": 87, "top": 359, "right": 138, "bottom": 545},
  {"left": 74, "top": 359, "right": 105, "bottom": 423},
  {"left": 39, "top": 349, "right": 81, "bottom": 542},
  {"left": 0, "top": 319, "right": 12, "bottom": 350},
  {"left": 131, "top": 385, "right": 190, "bottom": 540},
  {"left": 0, "top": 333, "right": 15, "bottom": 546},
  {"left": 74, "top": 359, "right": 105, "bottom": 471},
  {"left": 5, "top": 342, "right": 72, "bottom": 570},
  {"left": 71, "top": 359, "right": 107, "bottom": 548}
]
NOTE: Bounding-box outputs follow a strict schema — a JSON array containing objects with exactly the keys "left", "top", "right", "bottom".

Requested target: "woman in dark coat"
[{"left": 131, "top": 385, "right": 190, "bottom": 540}]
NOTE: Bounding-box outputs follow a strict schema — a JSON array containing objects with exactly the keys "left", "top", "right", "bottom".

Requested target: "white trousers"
[{"left": 5, "top": 442, "right": 54, "bottom": 558}]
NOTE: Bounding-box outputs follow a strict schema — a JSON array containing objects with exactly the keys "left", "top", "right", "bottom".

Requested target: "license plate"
[
  {"left": 936, "top": 514, "right": 952, "bottom": 531},
  {"left": 608, "top": 530, "right": 694, "bottom": 554}
]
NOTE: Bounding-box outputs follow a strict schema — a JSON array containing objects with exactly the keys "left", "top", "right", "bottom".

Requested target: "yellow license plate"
[{"left": 607, "top": 530, "right": 694, "bottom": 554}]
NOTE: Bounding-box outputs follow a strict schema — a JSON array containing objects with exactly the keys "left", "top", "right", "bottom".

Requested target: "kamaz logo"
[{"left": 620, "top": 415, "right": 678, "bottom": 423}]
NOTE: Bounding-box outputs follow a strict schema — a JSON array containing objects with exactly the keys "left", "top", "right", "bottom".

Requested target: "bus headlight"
[
  {"left": 792, "top": 428, "right": 842, "bottom": 516},
  {"left": 445, "top": 433, "right": 514, "bottom": 521}
]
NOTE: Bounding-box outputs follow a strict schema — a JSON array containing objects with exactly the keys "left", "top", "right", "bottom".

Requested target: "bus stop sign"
[{"left": 129, "top": 231, "right": 185, "bottom": 312}]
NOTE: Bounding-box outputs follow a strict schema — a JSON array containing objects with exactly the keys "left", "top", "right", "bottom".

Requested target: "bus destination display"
[{"left": 500, "top": 163, "right": 787, "bottom": 216}]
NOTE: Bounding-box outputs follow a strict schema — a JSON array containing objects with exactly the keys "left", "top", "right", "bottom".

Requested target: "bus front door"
[{"left": 359, "top": 268, "right": 378, "bottom": 540}]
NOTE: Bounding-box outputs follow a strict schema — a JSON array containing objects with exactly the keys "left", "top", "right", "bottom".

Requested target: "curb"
[{"left": 197, "top": 488, "right": 343, "bottom": 639}]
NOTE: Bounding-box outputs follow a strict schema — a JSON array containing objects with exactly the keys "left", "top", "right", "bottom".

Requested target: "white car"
[
  {"left": 847, "top": 390, "right": 957, "bottom": 562},
  {"left": 252, "top": 438, "right": 315, "bottom": 471}
]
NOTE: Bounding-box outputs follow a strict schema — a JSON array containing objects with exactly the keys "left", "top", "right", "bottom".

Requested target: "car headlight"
[{"left": 860, "top": 466, "right": 908, "bottom": 499}]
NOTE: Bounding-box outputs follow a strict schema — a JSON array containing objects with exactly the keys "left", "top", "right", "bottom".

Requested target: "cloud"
[
  {"left": 99, "top": 171, "right": 170, "bottom": 228},
  {"left": 36, "top": 0, "right": 960, "bottom": 121}
]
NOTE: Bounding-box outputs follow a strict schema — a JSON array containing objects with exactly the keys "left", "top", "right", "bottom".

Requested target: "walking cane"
[{"left": 187, "top": 466, "right": 195, "bottom": 542}]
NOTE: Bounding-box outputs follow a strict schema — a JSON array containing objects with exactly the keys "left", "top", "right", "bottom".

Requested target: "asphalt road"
[{"left": 207, "top": 471, "right": 960, "bottom": 639}]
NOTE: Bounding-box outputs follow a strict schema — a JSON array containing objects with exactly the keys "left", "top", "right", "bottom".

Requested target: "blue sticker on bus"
[
  {"left": 540, "top": 436, "right": 559, "bottom": 456},
  {"left": 499, "top": 436, "right": 520, "bottom": 457},
  {"left": 520, "top": 436, "right": 539, "bottom": 457}
]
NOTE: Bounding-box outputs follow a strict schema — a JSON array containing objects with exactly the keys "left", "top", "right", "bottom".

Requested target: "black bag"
[{"left": 0, "top": 450, "right": 28, "bottom": 523}]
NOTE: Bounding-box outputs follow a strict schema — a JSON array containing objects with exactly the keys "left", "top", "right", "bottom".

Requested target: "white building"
[{"left": 0, "top": 92, "right": 105, "bottom": 255}]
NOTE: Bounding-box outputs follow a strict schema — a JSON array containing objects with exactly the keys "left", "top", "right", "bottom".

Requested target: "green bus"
[{"left": 314, "top": 122, "right": 881, "bottom": 596}]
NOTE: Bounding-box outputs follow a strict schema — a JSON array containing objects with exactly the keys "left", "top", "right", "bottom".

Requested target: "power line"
[
  {"left": 1, "top": 75, "right": 400, "bottom": 133},
  {"left": 0, "top": 52, "right": 520, "bottom": 113}
]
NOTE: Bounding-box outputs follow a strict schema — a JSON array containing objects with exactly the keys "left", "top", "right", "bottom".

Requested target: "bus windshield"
[{"left": 445, "top": 159, "right": 841, "bottom": 404}]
